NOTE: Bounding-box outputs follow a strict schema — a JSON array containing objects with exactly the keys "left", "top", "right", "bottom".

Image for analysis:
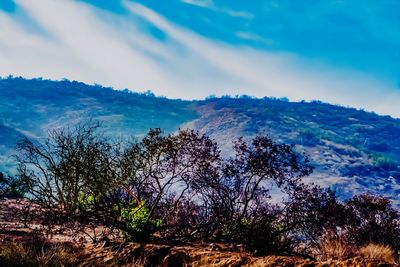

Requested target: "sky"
[{"left": 0, "top": 0, "right": 399, "bottom": 116}]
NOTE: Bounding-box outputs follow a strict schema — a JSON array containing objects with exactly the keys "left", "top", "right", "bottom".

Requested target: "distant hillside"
[
  {"left": 192, "top": 97, "right": 400, "bottom": 202},
  {"left": 0, "top": 77, "right": 196, "bottom": 138},
  {"left": 1, "top": 77, "right": 400, "bottom": 203}
]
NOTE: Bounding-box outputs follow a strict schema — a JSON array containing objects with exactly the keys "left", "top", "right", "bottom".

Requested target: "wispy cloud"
[
  {"left": 0, "top": 0, "right": 399, "bottom": 117},
  {"left": 235, "top": 31, "right": 274, "bottom": 45},
  {"left": 181, "top": 0, "right": 213, "bottom": 8},
  {"left": 181, "top": 0, "right": 253, "bottom": 19}
]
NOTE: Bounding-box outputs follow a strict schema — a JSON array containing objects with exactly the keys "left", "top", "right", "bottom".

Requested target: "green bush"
[
  {"left": 77, "top": 192, "right": 95, "bottom": 211},
  {"left": 221, "top": 218, "right": 285, "bottom": 255},
  {"left": 116, "top": 200, "right": 162, "bottom": 241}
]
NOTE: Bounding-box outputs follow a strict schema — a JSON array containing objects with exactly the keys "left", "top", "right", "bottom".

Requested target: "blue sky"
[
  {"left": 135, "top": 0, "right": 400, "bottom": 80},
  {"left": 0, "top": 0, "right": 399, "bottom": 116}
]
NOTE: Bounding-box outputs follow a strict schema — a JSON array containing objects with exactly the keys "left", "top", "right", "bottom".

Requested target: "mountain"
[{"left": 1, "top": 77, "right": 400, "bottom": 204}]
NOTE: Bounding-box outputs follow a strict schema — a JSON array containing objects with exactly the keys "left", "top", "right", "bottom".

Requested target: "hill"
[{"left": 1, "top": 77, "right": 399, "bottom": 203}]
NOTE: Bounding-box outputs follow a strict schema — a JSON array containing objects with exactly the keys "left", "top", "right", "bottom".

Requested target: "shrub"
[
  {"left": 0, "top": 172, "right": 26, "bottom": 198},
  {"left": 221, "top": 211, "right": 287, "bottom": 255},
  {"left": 115, "top": 128, "right": 221, "bottom": 241},
  {"left": 345, "top": 194, "right": 400, "bottom": 250},
  {"left": 115, "top": 200, "right": 162, "bottom": 241},
  {"left": 17, "top": 123, "right": 122, "bottom": 216},
  {"left": 284, "top": 185, "right": 348, "bottom": 254},
  {"left": 16, "top": 126, "right": 220, "bottom": 242},
  {"left": 190, "top": 135, "right": 314, "bottom": 254},
  {"left": 14, "top": 123, "right": 400, "bottom": 258}
]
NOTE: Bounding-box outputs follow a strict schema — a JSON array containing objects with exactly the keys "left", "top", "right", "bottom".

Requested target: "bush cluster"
[{"left": 13, "top": 124, "right": 400, "bottom": 256}]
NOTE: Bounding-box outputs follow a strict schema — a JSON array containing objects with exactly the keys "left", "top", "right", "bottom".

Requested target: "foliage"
[
  {"left": 14, "top": 124, "right": 400, "bottom": 257},
  {"left": 0, "top": 172, "right": 26, "bottom": 198},
  {"left": 344, "top": 194, "right": 400, "bottom": 250},
  {"left": 77, "top": 192, "right": 95, "bottom": 211},
  {"left": 221, "top": 214, "right": 288, "bottom": 255},
  {"left": 115, "top": 200, "right": 162, "bottom": 241},
  {"left": 2, "top": 77, "right": 400, "bottom": 204},
  {"left": 16, "top": 123, "right": 122, "bottom": 215}
]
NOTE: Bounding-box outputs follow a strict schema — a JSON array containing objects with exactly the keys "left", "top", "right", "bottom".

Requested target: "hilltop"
[{"left": 1, "top": 77, "right": 400, "bottom": 203}]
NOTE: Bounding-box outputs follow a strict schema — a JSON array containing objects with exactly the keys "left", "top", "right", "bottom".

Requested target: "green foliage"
[
  {"left": 222, "top": 218, "right": 251, "bottom": 240},
  {"left": 116, "top": 200, "right": 162, "bottom": 241},
  {"left": 221, "top": 218, "right": 284, "bottom": 255},
  {"left": 77, "top": 192, "right": 95, "bottom": 211}
]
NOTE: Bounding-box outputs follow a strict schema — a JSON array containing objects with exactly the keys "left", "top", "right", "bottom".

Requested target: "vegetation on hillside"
[
  {"left": 1, "top": 124, "right": 399, "bottom": 263},
  {"left": 193, "top": 96, "right": 400, "bottom": 202},
  {"left": 1, "top": 76, "right": 400, "bottom": 202},
  {"left": 0, "top": 77, "right": 196, "bottom": 141}
]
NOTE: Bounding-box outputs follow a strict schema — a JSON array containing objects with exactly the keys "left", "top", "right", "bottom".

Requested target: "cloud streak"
[
  {"left": 181, "top": 0, "right": 253, "bottom": 19},
  {"left": 181, "top": 0, "right": 213, "bottom": 8},
  {"left": 0, "top": 0, "right": 399, "bottom": 117}
]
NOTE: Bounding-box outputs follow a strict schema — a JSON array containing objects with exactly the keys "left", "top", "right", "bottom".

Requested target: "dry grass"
[
  {"left": 317, "top": 230, "right": 354, "bottom": 260},
  {"left": 359, "top": 243, "right": 395, "bottom": 264},
  {"left": 0, "top": 240, "right": 80, "bottom": 267}
]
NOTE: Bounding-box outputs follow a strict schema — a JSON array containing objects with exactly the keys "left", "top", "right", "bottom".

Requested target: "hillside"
[{"left": 1, "top": 77, "right": 400, "bottom": 203}]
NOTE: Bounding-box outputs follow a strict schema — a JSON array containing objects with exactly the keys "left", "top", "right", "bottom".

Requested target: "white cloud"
[
  {"left": 0, "top": 0, "right": 399, "bottom": 117},
  {"left": 235, "top": 31, "right": 274, "bottom": 45},
  {"left": 181, "top": 0, "right": 253, "bottom": 19},
  {"left": 181, "top": 0, "right": 213, "bottom": 8}
]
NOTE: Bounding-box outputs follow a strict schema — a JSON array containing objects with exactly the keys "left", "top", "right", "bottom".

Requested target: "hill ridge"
[{"left": 1, "top": 77, "right": 400, "bottom": 204}]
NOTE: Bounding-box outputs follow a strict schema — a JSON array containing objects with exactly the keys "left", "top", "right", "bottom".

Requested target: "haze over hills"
[{"left": 1, "top": 77, "right": 400, "bottom": 204}]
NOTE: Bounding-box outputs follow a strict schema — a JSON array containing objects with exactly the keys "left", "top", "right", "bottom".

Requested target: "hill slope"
[{"left": 1, "top": 77, "right": 399, "bottom": 203}]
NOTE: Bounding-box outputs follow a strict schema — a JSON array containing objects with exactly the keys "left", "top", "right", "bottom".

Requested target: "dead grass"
[
  {"left": 0, "top": 239, "right": 80, "bottom": 267},
  {"left": 316, "top": 230, "right": 354, "bottom": 260},
  {"left": 359, "top": 243, "right": 395, "bottom": 264}
]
